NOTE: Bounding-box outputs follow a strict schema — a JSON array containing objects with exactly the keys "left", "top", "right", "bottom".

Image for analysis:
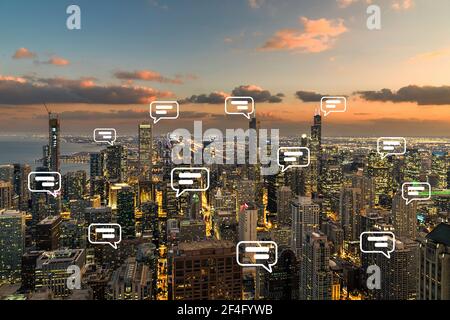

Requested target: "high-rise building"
[
  {"left": 140, "top": 201, "right": 158, "bottom": 238},
  {"left": 36, "top": 216, "right": 62, "bottom": 251},
  {"left": 48, "top": 113, "right": 60, "bottom": 172},
  {"left": 392, "top": 191, "right": 417, "bottom": 239},
  {"left": 89, "top": 152, "right": 105, "bottom": 199},
  {"left": 310, "top": 113, "right": 322, "bottom": 197},
  {"left": 291, "top": 196, "right": 320, "bottom": 257},
  {"left": 105, "top": 145, "right": 127, "bottom": 182},
  {"left": 0, "top": 210, "right": 25, "bottom": 283},
  {"left": 238, "top": 203, "right": 258, "bottom": 242},
  {"left": 0, "top": 164, "right": 14, "bottom": 182},
  {"left": 277, "top": 186, "right": 292, "bottom": 226},
  {"left": 35, "top": 249, "right": 85, "bottom": 298},
  {"left": 339, "top": 187, "right": 362, "bottom": 241},
  {"left": 418, "top": 223, "right": 450, "bottom": 300},
  {"left": 262, "top": 247, "right": 299, "bottom": 300},
  {"left": 62, "top": 170, "right": 87, "bottom": 201},
  {"left": 21, "top": 250, "right": 44, "bottom": 292},
  {"left": 13, "top": 164, "right": 31, "bottom": 210},
  {"left": 138, "top": 122, "right": 153, "bottom": 181},
  {"left": 117, "top": 185, "right": 135, "bottom": 239},
  {"left": 107, "top": 257, "right": 152, "bottom": 300},
  {"left": 299, "top": 231, "right": 332, "bottom": 300},
  {"left": 0, "top": 181, "right": 13, "bottom": 209},
  {"left": 374, "top": 237, "right": 418, "bottom": 300},
  {"left": 171, "top": 241, "right": 242, "bottom": 300}
]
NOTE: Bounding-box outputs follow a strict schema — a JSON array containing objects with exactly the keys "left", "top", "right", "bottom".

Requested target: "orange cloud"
[
  {"left": 408, "top": 47, "right": 450, "bottom": 64},
  {"left": 392, "top": 0, "right": 414, "bottom": 10},
  {"left": 12, "top": 48, "right": 36, "bottom": 59},
  {"left": 114, "top": 70, "right": 185, "bottom": 84},
  {"left": 47, "top": 56, "right": 70, "bottom": 66},
  {"left": 260, "top": 17, "right": 348, "bottom": 52}
]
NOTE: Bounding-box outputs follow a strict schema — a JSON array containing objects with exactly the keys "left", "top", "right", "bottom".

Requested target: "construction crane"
[{"left": 43, "top": 102, "right": 51, "bottom": 115}]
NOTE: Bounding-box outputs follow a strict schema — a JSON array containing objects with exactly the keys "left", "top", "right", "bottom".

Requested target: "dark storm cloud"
[
  {"left": 357, "top": 85, "right": 450, "bottom": 105},
  {"left": 0, "top": 77, "right": 172, "bottom": 105},
  {"left": 181, "top": 85, "right": 284, "bottom": 104},
  {"left": 295, "top": 91, "right": 324, "bottom": 102},
  {"left": 231, "top": 85, "right": 283, "bottom": 103},
  {"left": 180, "top": 92, "right": 228, "bottom": 104}
]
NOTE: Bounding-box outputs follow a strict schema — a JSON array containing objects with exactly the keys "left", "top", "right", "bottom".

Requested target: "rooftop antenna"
[{"left": 43, "top": 102, "right": 51, "bottom": 115}]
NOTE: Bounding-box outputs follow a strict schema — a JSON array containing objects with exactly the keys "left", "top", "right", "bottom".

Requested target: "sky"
[{"left": 1, "top": 0, "right": 450, "bottom": 136}]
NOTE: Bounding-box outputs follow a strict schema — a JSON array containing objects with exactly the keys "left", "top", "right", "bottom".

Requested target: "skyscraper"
[
  {"left": 300, "top": 231, "right": 332, "bottom": 300},
  {"left": 36, "top": 216, "right": 62, "bottom": 251},
  {"left": 339, "top": 187, "right": 362, "bottom": 242},
  {"left": 392, "top": 191, "right": 417, "bottom": 239},
  {"left": 291, "top": 196, "right": 320, "bottom": 257},
  {"left": 0, "top": 181, "right": 13, "bottom": 210},
  {"left": 13, "top": 164, "right": 31, "bottom": 211},
  {"left": 238, "top": 203, "right": 258, "bottom": 243},
  {"left": 138, "top": 122, "right": 153, "bottom": 181},
  {"left": 310, "top": 113, "right": 322, "bottom": 197},
  {"left": 48, "top": 113, "right": 60, "bottom": 173},
  {"left": 105, "top": 145, "right": 127, "bottom": 182},
  {"left": 0, "top": 209, "right": 25, "bottom": 283},
  {"left": 374, "top": 236, "right": 418, "bottom": 300},
  {"left": 418, "top": 223, "right": 450, "bottom": 300},
  {"left": 171, "top": 241, "right": 242, "bottom": 300},
  {"left": 117, "top": 185, "right": 136, "bottom": 239},
  {"left": 277, "top": 186, "right": 293, "bottom": 226}
]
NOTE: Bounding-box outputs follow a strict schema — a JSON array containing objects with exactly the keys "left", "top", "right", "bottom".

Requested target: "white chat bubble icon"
[
  {"left": 320, "top": 96, "right": 347, "bottom": 117},
  {"left": 277, "top": 147, "right": 310, "bottom": 172},
  {"left": 402, "top": 182, "right": 431, "bottom": 205},
  {"left": 27, "top": 171, "right": 61, "bottom": 198},
  {"left": 225, "top": 97, "right": 255, "bottom": 119},
  {"left": 94, "top": 128, "right": 117, "bottom": 146},
  {"left": 88, "top": 223, "right": 122, "bottom": 249},
  {"left": 236, "top": 241, "right": 278, "bottom": 273},
  {"left": 171, "top": 167, "right": 210, "bottom": 197},
  {"left": 150, "top": 101, "right": 179, "bottom": 124},
  {"left": 360, "top": 231, "right": 395, "bottom": 259},
  {"left": 377, "top": 137, "right": 406, "bottom": 159}
]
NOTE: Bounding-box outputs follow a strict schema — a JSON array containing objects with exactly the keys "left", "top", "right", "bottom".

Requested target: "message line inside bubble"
[
  {"left": 368, "top": 236, "right": 389, "bottom": 241},
  {"left": 35, "top": 176, "right": 55, "bottom": 181},
  {"left": 374, "top": 243, "right": 389, "bottom": 248}
]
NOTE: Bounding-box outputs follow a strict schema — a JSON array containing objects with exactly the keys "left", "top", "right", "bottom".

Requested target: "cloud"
[
  {"left": 260, "top": 17, "right": 348, "bottom": 53},
  {"left": 12, "top": 48, "right": 37, "bottom": 59},
  {"left": 295, "top": 91, "right": 324, "bottom": 102},
  {"left": 337, "top": 0, "right": 360, "bottom": 8},
  {"left": 180, "top": 91, "right": 228, "bottom": 104},
  {"left": 114, "top": 70, "right": 187, "bottom": 84},
  {"left": 232, "top": 85, "right": 283, "bottom": 103},
  {"left": 43, "top": 56, "right": 70, "bottom": 66},
  {"left": 0, "top": 75, "right": 172, "bottom": 105},
  {"left": 248, "top": 0, "right": 265, "bottom": 9},
  {"left": 392, "top": 0, "right": 414, "bottom": 10},
  {"left": 408, "top": 48, "right": 450, "bottom": 63},
  {"left": 357, "top": 85, "right": 450, "bottom": 105},
  {"left": 181, "top": 85, "right": 284, "bottom": 104}
]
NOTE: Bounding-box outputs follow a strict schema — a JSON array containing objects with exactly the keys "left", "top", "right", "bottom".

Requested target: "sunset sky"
[{"left": 1, "top": 0, "right": 450, "bottom": 136}]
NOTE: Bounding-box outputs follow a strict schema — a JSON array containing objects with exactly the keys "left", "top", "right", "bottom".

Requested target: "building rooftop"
[
  {"left": 177, "top": 240, "right": 235, "bottom": 251},
  {"left": 426, "top": 223, "right": 450, "bottom": 246}
]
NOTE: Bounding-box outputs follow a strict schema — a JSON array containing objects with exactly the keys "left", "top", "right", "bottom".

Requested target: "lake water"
[{"left": 0, "top": 136, "right": 102, "bottom": 174}]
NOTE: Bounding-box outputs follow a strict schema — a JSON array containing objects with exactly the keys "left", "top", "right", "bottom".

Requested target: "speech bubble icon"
[
  {"left": 277, "top": 147, "right": 310, "bottom": 172},
  {"left": 225, "top": 97, "right": 255, "bottom": 119},
  {"left": 171, "top": 167, "right": 210, "bottom": 197},
  {"left": 27, "top": 171, "right": 61, "bottom": 198},
  {"left": 150, "top": 101, "right": 179, "bottom": 124},
  {"left": 88, "top": 223, "right": 122, "bottom": 249},
  {"left": 93, "top": 128, "right": 117, "bottom": 146},
  {"left": 401, "top": 182, "right": 431, "bottom": 205},
  {"left": 360, "top": 231, "right": 396, "bottom": 259},
  {"left": 320, "top": 96, "right": 347, "bottom": 117},
  {"left": 236, "top": 241, "right": 278, "bottom": 273},
  {"left": 377, "top": 137, "right": 406, "bottom": 159}
]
